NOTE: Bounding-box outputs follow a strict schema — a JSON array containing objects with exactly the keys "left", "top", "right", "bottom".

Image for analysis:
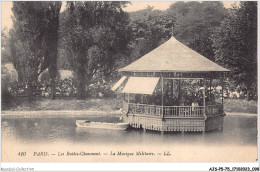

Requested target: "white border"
[{"left": 1, "top": 0, "right": 259, "bottom": 171}]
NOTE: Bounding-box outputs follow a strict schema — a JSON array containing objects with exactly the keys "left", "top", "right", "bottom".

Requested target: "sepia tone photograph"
[{"left": 1, "top": 0, "right": 258, "bottom": 167}]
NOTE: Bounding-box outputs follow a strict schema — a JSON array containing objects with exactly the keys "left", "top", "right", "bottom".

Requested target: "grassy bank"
[
  {"left": 1, "top": 97, "right": 122, "bottom": 111},
  {"left": 223, "top": 99, "right": 257, "bottom": 114},
  {"left": 1, "top": 97, "right": 257, "bottom": 114}
]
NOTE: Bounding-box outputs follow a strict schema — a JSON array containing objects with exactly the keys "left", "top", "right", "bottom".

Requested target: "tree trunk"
[
  {"left": 27, "top": 82, "right": 33, "bottom": 97},
  {"left": 45, "top": 2, "right": 61, "bottom": 100},
  {"left": 77, "top": 73, "right": 86, "bottom": 99},
  {"left": 246, "top": 90, "right": 251, "bottom": 101},
  {"left": 85, "top": 78, "right": 91, "bottom": 98},
  {"left": 50, "top": 77, "right": 56, "bottom": 100},
  {"left": 17, "top": 65, "right": 26, "bottom": 82},
  {"left": 49, "top": 65, "right": 58, "bottom": 100},
  {"left": 27, "top": 73, "right": 38, "bottom": 97},
  {"left": 17, "top": 67, "right": 23, "bottom": 83}
]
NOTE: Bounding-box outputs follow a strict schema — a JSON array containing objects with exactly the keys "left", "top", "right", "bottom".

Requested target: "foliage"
[
  {"left": 7, "top": 79, "right": 70, "bottom": 98},
  {"left": 212, "top": 2, "right": 257, "bottom": 100},
  {"left": 11, "top": 2, "right": 47, "bottom": 82},
  {"left": 169, "top": 1, "right": 227, "bottom": 61},
  {"left": 6, "top": 1, "right": 257, "bottom": 102},
  {"left": 2, "top": 65, "right": 12, "bottom": 99},
  {"left": 1, "top": 63, "right": 19, "bottom": 99},
  {"left": 1, "top": 28, "right": 12, "bottom": 64},
  {"left": 126, "top": 2, "right": 227, "bottom": 63},
  {"left": 10, "top": 2, "right": 61, "bottom": 98},
  {"left": 5, "top": 77, "right": 114, "bottom": 99},
  {"left": 127, "top": 6, "right": 173, "bottom": 63},
  {"left": 43, "top": 2, "right": 62, "bottom": 99},
  {"left": 59, "top": 2, "right": 131, "bottom": 99}
]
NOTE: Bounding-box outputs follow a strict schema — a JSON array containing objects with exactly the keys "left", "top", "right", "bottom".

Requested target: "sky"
[{"left": 1, "top": 1, "right": 237, "bottom": 30}]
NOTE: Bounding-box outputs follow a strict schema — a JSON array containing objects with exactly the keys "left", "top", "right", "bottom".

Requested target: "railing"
[
  {"left": 123, "top": 101, "right": 223, "bottom": 118},
  {"left": 128, "top": 103, "right": 162, "bottom": 117},
  {"left": 163, "top": 106, "right": 204, "bottom": 118}
]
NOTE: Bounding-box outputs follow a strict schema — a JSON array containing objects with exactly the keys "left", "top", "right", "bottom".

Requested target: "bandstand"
[{"left": 112, "top": 36, "right": 229, "bottom": 133}]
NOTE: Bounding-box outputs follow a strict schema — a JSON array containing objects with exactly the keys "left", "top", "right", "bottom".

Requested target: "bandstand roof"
[{"left": 119, "top": 36, "right": 229, "bottom": 73}]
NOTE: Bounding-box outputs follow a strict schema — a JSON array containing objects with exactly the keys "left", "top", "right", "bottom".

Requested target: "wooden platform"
[{"left": 122, "top": 101, "right": 225, "bottom": 132}]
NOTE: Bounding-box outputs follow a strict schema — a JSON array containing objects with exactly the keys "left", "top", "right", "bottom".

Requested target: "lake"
[{"left": 1, "top": 115, "right": 258, "bottom": 162}]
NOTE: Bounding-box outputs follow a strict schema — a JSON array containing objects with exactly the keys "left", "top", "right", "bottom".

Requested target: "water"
[{"left": 1, "top": 115, "right": 257, "bottom": 146}]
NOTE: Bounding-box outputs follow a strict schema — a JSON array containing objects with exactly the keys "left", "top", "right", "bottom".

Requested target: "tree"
[
  {"left": 59, "top": 2, "right": 131, "bottom": 99},
  {"left": 10, "top": 2, "right": 61, "bottom": 97},
  {"left": 168, "top": 1, "right": 227, "bottom": 61},
  {"left": 128, "top": 6, "right": 174, "bottom": 62},
  {"left": 127, "top": 2, "right": 227, "bottom": 63},
  {"left": 212, "top": 2, "right": 257, "bottom": 100},
  {"left": 43, "top": 2, "right": 62, "bottom": 99},
  {"left": 1, "top": 28, "right": 12, "bottom": 64},
  {"left": 11, "top": 2, "right": 45, "bottom": 86}
]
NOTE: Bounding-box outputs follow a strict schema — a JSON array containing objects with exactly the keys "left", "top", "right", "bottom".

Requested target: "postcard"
[{"left": 1, "top": 1, "right": 258, "bottom": 171}]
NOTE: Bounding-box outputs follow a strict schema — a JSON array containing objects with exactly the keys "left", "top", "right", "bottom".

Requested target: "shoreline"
[
  {"left": 1, "top": 110, "right": 257, "bottom": 118},
  {"left": 1, "top": 110, "right": 122, "bottom": 118}
]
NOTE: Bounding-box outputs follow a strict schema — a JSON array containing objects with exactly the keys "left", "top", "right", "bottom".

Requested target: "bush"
[
  {"left": 1, "top": 64, "right": 18, "bottom": 99},
  {"left": 56, "top": 77, "right": 77, "bottom": 97},
  {"left": 88, "top": 80, "right": 116, "bottom": 98},
  {"left": 4, "top": 68, "right": 115, "bottom": 98}
]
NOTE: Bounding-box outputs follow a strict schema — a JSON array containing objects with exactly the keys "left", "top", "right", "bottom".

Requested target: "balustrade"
[
  {"left": 163, "top": 106, "right": 204, "bottom": 118},
  {"left": 123, "top": 101, "right": 223, "bottom": 118},
  {"left": 128, "top": 103, "right": 162, "bottom": 116}
]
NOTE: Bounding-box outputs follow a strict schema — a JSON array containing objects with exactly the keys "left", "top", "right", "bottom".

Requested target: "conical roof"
[{"left": 119, "top": 37, "right": 229, "bottom": 73}]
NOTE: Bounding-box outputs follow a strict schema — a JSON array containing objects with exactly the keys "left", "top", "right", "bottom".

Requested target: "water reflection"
[{"left": 1, "top": 115, "right": 257, "bottom": 146}]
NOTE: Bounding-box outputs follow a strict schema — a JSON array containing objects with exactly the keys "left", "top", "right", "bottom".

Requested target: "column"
[
  {"left": 221, "top": 74, "right": 224, "bottom": 113},
  {"left": 161, "top": 75, "right": 164, "bottom": 133},
  {"left": 161, "top": 76, "right": 164, "bottom": 118},
  {"left": 203, "top": 79, "right": 206, "bottom": 118},
  {"left": 178, "top": 79, "right": 181, "bottom": 104},
  {"left": 170, "top": 79, "right": 173, "bottom": 98},
  {"left": 209, "top": 77, "right": 212, "bottom": 103}
]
